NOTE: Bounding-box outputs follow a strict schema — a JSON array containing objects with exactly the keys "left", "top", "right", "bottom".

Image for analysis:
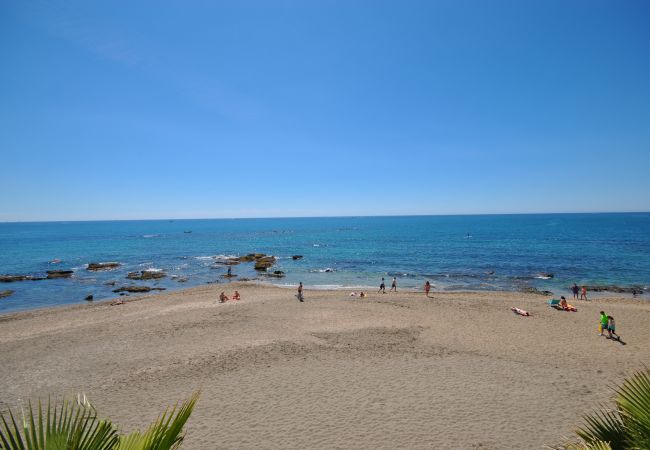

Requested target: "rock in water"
[
  {"left": 46, "top": 270, "right": 74, "bottom": 279},
  {"left": 112, "top": 286, "right": 166, "bottom": 293},
  {"left": 0, "top": 290, "right": 14, "bottom": 298},
  {"left": 254, "top": 256, "right": 276, "bottom": 271},
  {"left": 0, "top": 275, "right": 46, "bottom": 282},
  {"left": 84, "top": 295, "right": 94, "bottom": 301},
  {"left": 87, "top": 262, "right": 121, "bottom": 271},
  {"left": 126, "top": 270, "right": 166, "bottom": 280},
  {"left": 292, "top": 255, "right": 303, "bottom": 260}
]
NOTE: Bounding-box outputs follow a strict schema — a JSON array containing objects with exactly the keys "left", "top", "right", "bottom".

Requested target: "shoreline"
[{"left": 0, "top": 280, "right": 646, "bottom": 320}]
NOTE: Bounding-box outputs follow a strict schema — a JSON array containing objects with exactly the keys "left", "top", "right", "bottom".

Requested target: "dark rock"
[
  {"left": 112, "top": 286, "right": 166, "bottom": 293},
  {"left": 176, "top": 277, "right": 188, "bottom": 283},
  {"left": 254, "top": 256, "right": 276, "bottom": 271},
  {"left": 87, "top": 262, "right": 121, "bottom": 271},
  {"left": 104, "top": 281, "right": 117, "bottom": 286},
  {"left": 522, "top": 287, "right": 553, "bottom": 296},
  {"left": 46, "top": 270, "right": 74, "bottom": 279},
  {"left": 292, "top": 255, "right": 303, "bottom": 260},
  {"left": 0, "top": 275, "right": 46, "bottom": 282},
  {"left": 126, "top": 270, "right": 166, "bottom": 280},
  {"left": 0, "top": 290, "right": 14, "bottom": 298},
  {"left": 581, "top": 285, "right": 644, "bottom": 294},
  {"left": 221, "top": 273, "right": 238, "bottom": 279},
  {"left": 265, "top": 270, "right": 286, "bottom": 278},
  {"left": 485, "top": 271, "right": 495, "bottom": 275},
  {"left": 84, "top": 295, "right": 94, "bottom": 301}
]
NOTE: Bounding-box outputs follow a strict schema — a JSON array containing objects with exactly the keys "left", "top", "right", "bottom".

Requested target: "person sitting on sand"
[
  {"left": 607, "top": 316, "right": 620, "bottom": 340},
  {"left": 359, "top": 291, "right": 366, "bottom": 298},
  {"left": 559, "top": 296, "right": 568, "bottom": 309},
  {"left": 232, "top": 291, "right": 241, "bottom": 301},
  {"left": 219, "top": 292, "right": 229, "bottom": 303}
]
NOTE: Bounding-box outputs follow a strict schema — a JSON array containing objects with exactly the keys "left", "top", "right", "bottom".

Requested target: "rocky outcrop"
[
  {"left": 221, "top": 273, "right": 238, "bottom": 279},
  {"left": 254, "top": 256, "right": 276, "bottom": 271},
  {"left": 521, "top": 287, "right": 553, "bottom": 296},
  {"left": 265, "top": 270, "right": 286, "bottom": 278},
  {"left": 112, "top": 286, "right": 166, "bottom": 293},
  {"left": 126, "top": 270, "right": 166, "bottom": 280},
  {"left": 87, "top": 262, "right": 121, "bottom": 271},
  {"left": 292, "top": 255, "right": 303, "bottom": 260},
  {"left": 84, "top": 295, "right": 94, "bottom": 301},
  {"left": 580, "top": 285, "right": 644, "bottom": 294},
  {"left": 0, "top": 275, "right": 46, "bottom": 282},
  {"left": 46, "top": 270, "right": 74, "bottom": 279},
  {"left": 0, "top": 290, "right": 14, "bottom": 298}
]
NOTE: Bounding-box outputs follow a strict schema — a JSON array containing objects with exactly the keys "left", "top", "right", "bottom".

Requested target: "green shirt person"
[{"left": 599, "top": 311, "right": 608, "bottom": 336}]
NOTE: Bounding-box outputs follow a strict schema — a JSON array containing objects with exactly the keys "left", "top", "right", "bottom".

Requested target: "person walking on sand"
[
  {"left": 571, "top": 283, "right": 580, "bottom": 300},
  {"left": 599, "top": 311, "right": 608, "bottom": 336},
  {"left": 607, "top": 316, "right": 620, "bottom": 341},
  {"left": 297, "top": 282, "right": 304, "bottom": 302},
  {"left": 424, "top": 281, "right": 431, "bottom": 298},
  {"left": 580, "top": 286, "right": 588, "bottom": 301},
  {"left": 390, "top": 277, "right": 397, "bottom": 292},
  {"left": 378, "top": 278, "right": 386, "bottom": 294}
]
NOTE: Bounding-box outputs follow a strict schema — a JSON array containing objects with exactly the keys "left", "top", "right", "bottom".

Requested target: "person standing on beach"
[
  {"left": 599, "top": 311, "right": 608, "bottom": 336},
  {"left": 580, "top": 286, "right": 588, "bottom": 301},
  {"left": 424, "top": 281, "right": 431, "bottom": 298},
  {"left": 297, "top": 282, "right": 304, "bottom": 302},
  {"left": 378, "top": 278, "right": 386, "bottom": 294},
  {"left": 390, "top": 277, "right": 397, "bottom": 292},
  {"left": 571, "top": 284, "right": 579, "bottom": 300}
]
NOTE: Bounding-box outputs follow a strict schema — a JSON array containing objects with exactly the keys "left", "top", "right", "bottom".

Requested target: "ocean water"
[{"left": 0, "top": 213, "right": 649, "bottom": 313}]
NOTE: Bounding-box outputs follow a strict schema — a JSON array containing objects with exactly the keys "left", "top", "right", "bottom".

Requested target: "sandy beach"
[{"left": 0, "top": 283, "right": 648, "bottom": 449}]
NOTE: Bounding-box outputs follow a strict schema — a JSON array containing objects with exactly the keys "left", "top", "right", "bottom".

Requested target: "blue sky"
[{"left": 1, "top": 0, "right": 649, "bottom": 221}]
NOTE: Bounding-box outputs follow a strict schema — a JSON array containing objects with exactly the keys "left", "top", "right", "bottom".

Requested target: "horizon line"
[{"left": 1, "top": 210, "right": 648, "bottom": 224}]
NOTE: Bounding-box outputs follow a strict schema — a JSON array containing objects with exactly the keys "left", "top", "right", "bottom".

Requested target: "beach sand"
[{"left": 1, "top": 283, "right": 648, "bottom": 449}]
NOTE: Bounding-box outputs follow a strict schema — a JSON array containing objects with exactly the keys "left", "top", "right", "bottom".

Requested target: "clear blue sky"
[{"left": 1, "top": 0, "right": 649, "bottom": 221}]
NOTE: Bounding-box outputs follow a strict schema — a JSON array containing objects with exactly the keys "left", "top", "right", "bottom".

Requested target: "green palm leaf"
[
  {"left": 117, "top": 392, "right": 199, "bottom": 450},
  {"left": 0, "top": 395, "right": 119, "bottom": 450},
  {"left": 616, "top": 370, "right": 650, "bottom": 449}
]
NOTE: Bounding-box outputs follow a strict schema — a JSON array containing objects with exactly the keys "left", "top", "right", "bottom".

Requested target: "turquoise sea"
[{"left": 0, "top": 213, "right": 649, "bottom": 313}]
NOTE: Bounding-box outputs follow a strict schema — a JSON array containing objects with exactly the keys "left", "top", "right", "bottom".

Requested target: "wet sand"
[{"left": 1, "top": 283, "right": 648, "bottom": 449}]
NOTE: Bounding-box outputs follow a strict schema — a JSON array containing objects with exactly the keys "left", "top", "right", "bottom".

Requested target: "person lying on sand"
[
  {"left": 219, "top": 292, "right": 229, "bottom": 303},
  {"left": 232, "top": 291, "right": 241, "bottom": 300}
]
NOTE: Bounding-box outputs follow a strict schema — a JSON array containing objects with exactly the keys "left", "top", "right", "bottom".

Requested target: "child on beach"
[
  {"left": 599, "top": 311, "right": 608, "bottom": 336},
  {"left": 424, "top": 281, "right": 431, "bottom": 297},
  {"left": 390, "top": 277, "right": 397, "bottom": 292},
  {"left": 232, "top": 290, "right": 241, "bottom": 300},
  {"left": 378, "top": 278, "right": 386, "bottom": 294},
  {"left": 219, "top": 292, "right": 229, "bottom": 303},
  {"left": 580, "top": 286, "right": 588, "bottom": 301},
  {"left": 607, "top": 316, "right": 620, "bottom": 340}
]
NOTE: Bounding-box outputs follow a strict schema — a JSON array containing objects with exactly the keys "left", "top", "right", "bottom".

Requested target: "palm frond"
[
  {"left": 616, "top": 370, "right": 650, "bottom": 449},
  {"left": 564, "top": 441, "right": 613, "bottom": 450},
  {"left": 117, "top": 392, "right": 199, "bottom": 450},
  {"left": 0, "top": 395, "right": 119, "bottom": 450},
  {"left": 575, "top": 408, "right": 626, "bottom": 450}
]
